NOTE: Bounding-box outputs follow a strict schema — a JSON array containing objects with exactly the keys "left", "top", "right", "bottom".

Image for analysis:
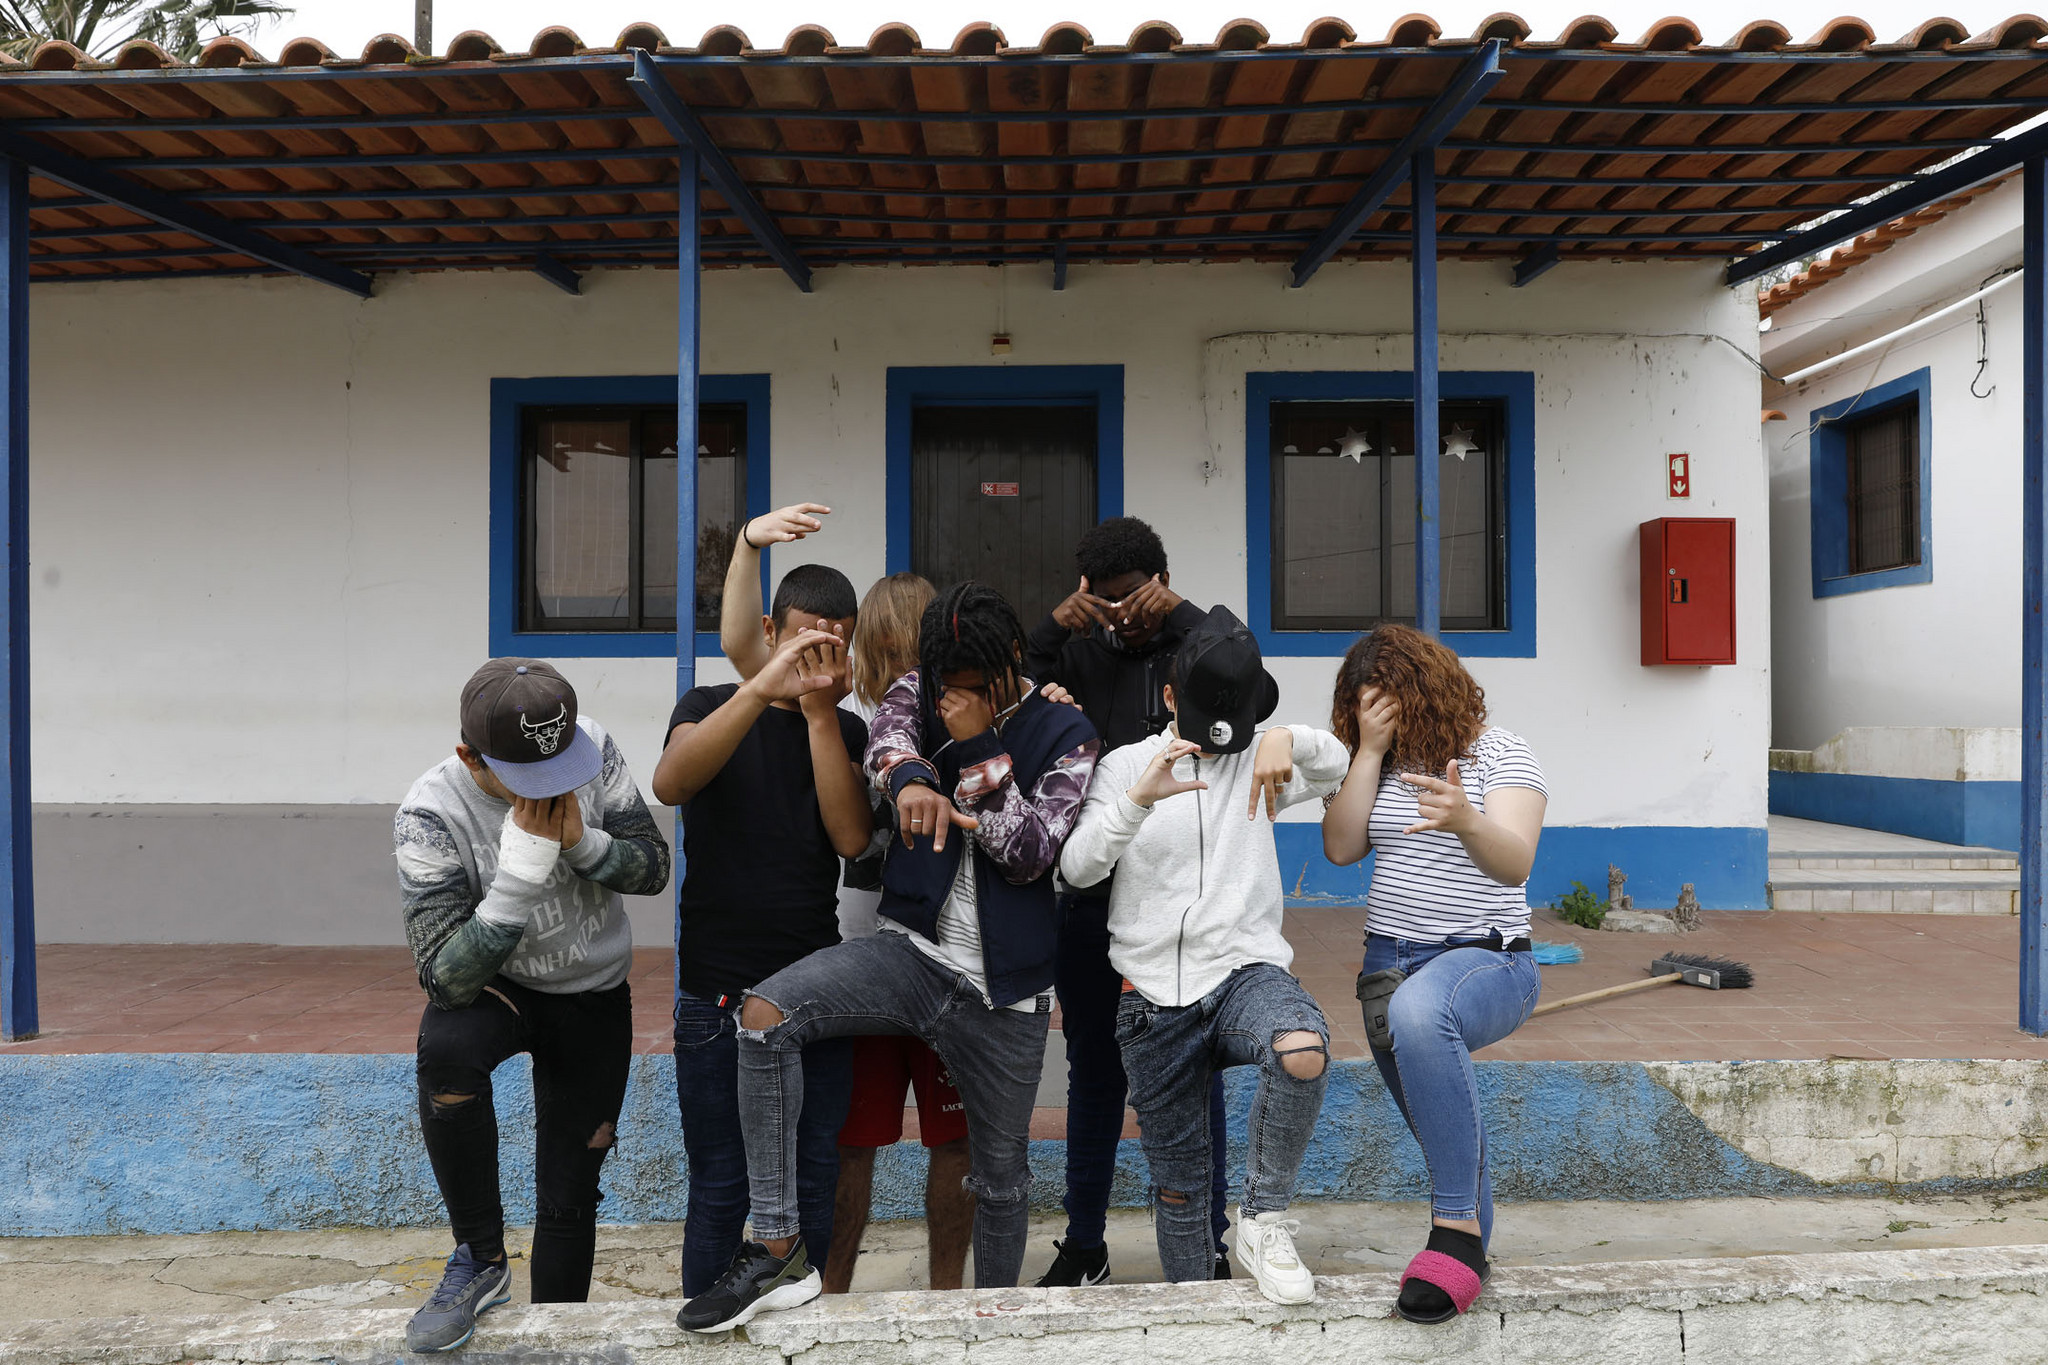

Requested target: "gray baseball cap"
[{"left": 458, "top": 658, "right": 603, "bottom": 799}]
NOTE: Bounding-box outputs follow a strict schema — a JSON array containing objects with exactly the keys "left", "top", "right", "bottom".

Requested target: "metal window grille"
[
  {"left": 1269, "top": 400, "right": 1506, "bottom": 633},
  {"left": 520, "top": 403, "right": 747, "bottom": 634},
  {"left": 1844, "top": 403, "right": 1920, "bottom": 575}
]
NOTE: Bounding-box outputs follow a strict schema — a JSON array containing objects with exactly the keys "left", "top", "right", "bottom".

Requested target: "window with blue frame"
[
  {"left": 1808, "top": 367, "right": 1933, "bottom": 598},
  {"left": 489, "top": 375, "right": 770, "bottom": 658},
  {"left": 1245, "top": 372, "right": 1536, "bottom": 658}
]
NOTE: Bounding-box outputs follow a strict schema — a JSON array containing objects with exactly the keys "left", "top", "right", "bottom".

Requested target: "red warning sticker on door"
[{"left": 981, "top": 481, "right": 1020, "bottom": 496}]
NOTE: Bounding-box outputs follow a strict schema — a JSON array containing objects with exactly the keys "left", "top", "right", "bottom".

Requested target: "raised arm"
[
  {"left": 1322, "top": 687, "right": 1398, "bottom": 865},
  {"left": 654, "top": 628, "right": 840, "bottom": 806},
  {"left": 561, "top": 727, "right": 672, "bottom": 896},
  {"left": 719, "top": 502, "right": 831, "bottom": 679}
]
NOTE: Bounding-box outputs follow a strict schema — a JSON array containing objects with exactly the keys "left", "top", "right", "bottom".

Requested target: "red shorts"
[{"left": 837, "top": 1035, "right": 968, "bottom": 1149}]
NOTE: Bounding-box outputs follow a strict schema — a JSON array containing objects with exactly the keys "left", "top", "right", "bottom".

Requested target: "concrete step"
[
  {"left": 1767, "top": 866, "right": 2018, "bottom": 914},
  {"left": 1769, "top": 852, "right": 2017, "bottom": 871},
  {"left": 1767, "top": 814, "right": 2016, "bottom": 872}
]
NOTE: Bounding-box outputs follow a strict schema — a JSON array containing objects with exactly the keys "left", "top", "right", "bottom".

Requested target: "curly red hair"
[{"left": 1329, "top": 624, "right": 1487, "bottom": 777}]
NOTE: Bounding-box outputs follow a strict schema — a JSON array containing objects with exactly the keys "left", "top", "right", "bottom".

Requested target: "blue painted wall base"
[
  {"left": 3, "top": 1051, "right": 2004, "bottom": 1238},
  {"left": 1769, "top": 771, "right": 2021, "bottom": 852},
  {"left": 1276, "top": 823, "right": 1769, "bottom": 912}
]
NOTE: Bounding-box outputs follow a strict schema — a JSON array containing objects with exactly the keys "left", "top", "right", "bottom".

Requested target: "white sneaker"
[{"left": 1232, "top": 1207, "right": 1315, "bottom": 1304}]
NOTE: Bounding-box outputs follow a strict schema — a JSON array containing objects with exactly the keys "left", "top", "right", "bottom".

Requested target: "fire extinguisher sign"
[{"left": 1667, "top": 453, "right": 1691, "bottom": 500}]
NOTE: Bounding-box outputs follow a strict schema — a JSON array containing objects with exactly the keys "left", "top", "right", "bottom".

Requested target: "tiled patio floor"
[{"left": 8, "top": 908, "right": 2047, "bottom": 1062}]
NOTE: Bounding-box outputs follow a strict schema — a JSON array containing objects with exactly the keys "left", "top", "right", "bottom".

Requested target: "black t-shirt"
[{"left": 665, "top": 685, "right": 868, "bottom": 1001}]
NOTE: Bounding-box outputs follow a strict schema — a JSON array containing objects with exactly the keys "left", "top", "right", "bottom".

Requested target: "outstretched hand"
[
  {"left": 750, "top": 628, "right": 844, "bottom": 705},
  {"left": 742, "top": 502, "right": 831, "bottom": 551},
  {"left": 1127, "top": 738, "right": 1209, "bottom": 808},
  {"left": 795, "top": 626, "right": 852, "bottom": 717},
  {"left": 1113, "top": 575, "right": 1183, "bottom": 632},
  {"left": 1400, "top": 760, "right": 1474, "bottom": 835},
  {"left": 897, "top": 783, "right": 979, "bottom": 852}
]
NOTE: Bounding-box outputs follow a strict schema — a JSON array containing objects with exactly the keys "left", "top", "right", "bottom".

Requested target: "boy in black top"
[
  {"left": 1023, "top": 516, "right": 1232, "bottom": 1287},
  {"left": 651, "top": 564, "right": 872, "bottom": 1303}
]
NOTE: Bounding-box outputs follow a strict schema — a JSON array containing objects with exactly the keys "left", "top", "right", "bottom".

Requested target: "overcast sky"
[{"left": 269, "top": 1, "right": 2016, "bottom": 56}]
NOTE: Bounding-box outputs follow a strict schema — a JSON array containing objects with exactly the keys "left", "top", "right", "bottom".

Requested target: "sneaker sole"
[{"left": 685, "top": 1270, "right": 823, "bottom": 1335}]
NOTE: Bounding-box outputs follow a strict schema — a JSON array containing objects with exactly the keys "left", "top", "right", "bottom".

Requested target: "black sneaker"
[
  {"left": 405, "top": 1244, "right": 512, "bottom": 1353},
  {"left": 677, "top": 1239, "right": 822, "bottom": 1334},
  {"left": 1213, "top": 1249, "right": 1233, "bottom": 1280},
  {"left": 1034, "top": 1239, "right": 1111, "bottom": 1288}
]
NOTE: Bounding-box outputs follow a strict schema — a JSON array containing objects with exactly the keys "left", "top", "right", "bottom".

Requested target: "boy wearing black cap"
[
  {"left": 1058, "top": 607, "right": 1348, "bottom": 1306},
  {"left": 395, "top": 659, "right": 672, "bottom": 1353}
]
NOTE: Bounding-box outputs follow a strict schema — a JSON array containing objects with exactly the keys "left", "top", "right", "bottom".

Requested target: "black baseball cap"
[
  {"left": 1173, "top": 606, "right": 1279, "bottom": 755},
  {"left": 459, "top": 658, "right": 603, "bottom": 799}
]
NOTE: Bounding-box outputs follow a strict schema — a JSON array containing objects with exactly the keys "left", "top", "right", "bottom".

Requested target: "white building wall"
[
  {"left": 1765, "top": 181, "right": 2024, "bottom": 749},
  {"left": 26, "top": 257, "right": 1768, "bottom": 938}
]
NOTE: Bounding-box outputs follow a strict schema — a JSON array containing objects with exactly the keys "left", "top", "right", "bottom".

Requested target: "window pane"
[
  {"left": 1275, "top": 404, "right": 1384, "bottom": 625},
  {"left": 1272, "top": 400, "right": 1501, "bottom": 632},
  {"left": 642, "top": 405, "right": 748, "bottom": 633},
  {"left": 1847, "top": 407, "right": 1916, "bottom": 574},
  {"left": 531, "top": 416, "right": 632, "bottom": 625}
]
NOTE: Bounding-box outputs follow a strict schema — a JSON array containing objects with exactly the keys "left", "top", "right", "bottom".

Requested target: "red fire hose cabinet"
[{"left": 1640, "top": 517, "right": 1736, "bottom": 666}]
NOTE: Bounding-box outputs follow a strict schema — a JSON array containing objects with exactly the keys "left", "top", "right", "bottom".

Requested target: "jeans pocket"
[
  {"left": 1113, "top": 994, "right": 1152, "bottom": 1045},
  {"left": 671, "top": 994, "right": 731, "bottom": 1050}
]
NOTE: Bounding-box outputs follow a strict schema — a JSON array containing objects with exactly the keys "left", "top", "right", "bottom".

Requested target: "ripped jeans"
[
  {"left": 738, "top": 933, "right": 1050, "bottom": 1288},
  {"left": 415, "top": 976, "right": 632, "bottom": 1303},
  {"left": 1116, "top": 964, "right": 1330, "bottom": 1283}
]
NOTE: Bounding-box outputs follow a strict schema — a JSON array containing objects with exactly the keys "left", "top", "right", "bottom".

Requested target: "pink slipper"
[{"left": 1397, "top": 1250, "right": 1485, "bottom": 1322}]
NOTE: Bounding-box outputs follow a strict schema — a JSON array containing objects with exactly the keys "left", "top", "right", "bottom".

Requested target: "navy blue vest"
[{"left": 879, "top": 676, "right": 1097, "bottom": 1007}]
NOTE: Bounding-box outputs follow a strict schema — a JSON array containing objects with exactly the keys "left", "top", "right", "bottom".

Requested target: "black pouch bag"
[{"left": 1355, "top": 967, "right": 1407, "bottom": 1051}]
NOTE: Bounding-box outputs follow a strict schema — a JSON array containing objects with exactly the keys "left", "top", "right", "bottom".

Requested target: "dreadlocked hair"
[{"left": 919, "top": 581, "right": 1025, "bottom": 708}]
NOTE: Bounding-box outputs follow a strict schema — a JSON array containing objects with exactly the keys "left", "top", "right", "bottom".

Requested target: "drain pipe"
[{"left": 1781, "top": 268, "right": 2023, "bottom": 386}]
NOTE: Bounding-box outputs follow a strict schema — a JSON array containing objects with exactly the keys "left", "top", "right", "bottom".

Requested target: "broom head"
[{"left": 1650, "top": 953, "right": 1755, "bottom": 990}]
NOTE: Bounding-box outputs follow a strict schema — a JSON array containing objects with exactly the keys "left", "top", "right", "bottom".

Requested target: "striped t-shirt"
[{"left": 1363, "top": 727, "right": 1547, "bottom": 943}]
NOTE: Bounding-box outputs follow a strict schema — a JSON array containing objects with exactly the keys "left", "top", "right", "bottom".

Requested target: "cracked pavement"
[{"left": 5, "top": 1192, "right": 2048, "bottom": 1324}]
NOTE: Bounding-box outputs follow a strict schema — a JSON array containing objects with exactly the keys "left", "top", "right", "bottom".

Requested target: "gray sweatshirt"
[
  {"left": 394, "top": 717, "right": 671, "bottom": 1009},
  {"left": 1059, "top": 725, "right": 1349, "bottom": 1007}
]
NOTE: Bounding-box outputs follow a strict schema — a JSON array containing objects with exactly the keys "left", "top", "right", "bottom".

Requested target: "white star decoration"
[
  {"left": 1442, "top": 424, "right": 1479, "bottom": 461},
  {"left": 1335, "top": 426, "right": 1373, "bottom": 463}
]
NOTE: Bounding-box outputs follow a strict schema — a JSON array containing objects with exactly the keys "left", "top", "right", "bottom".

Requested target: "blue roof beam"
[
  {"left": 1726, "top": 120, "right": 2048, "bottom": 287},
  {"left": 1290, "top": 39, "right": 1505, "bottom": 289},
  {"left": 0, "top": 130, "right": 371, "bottom": 298},
  {"left": 1512, "top": 244, "right": 1561, "bottom": 287},
  {"left": 532, "top": 251, "right": 581, "bottom": 296},
  {"left": 627, "top": 49, "right": 812, "bottom": 294}
]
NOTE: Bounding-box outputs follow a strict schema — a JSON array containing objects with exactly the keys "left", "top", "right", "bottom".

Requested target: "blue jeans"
[
  {"left": 1115, "top": 964, "right": 1329, "bottom": 1284},
  {"left": 672, "top": 989, "right": 852, "bottom": 1297},
  {"left": 738, "top": 933, "right": 1052, "bottom": 1289},
  {"left": 1362, "top": 934, "right": 1540, "bottom": 1247},
  {"left": 1055, "top": 892, "right": 1229, "bottom": 1252}
]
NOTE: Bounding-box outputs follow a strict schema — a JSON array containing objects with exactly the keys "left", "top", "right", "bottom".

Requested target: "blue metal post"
[
  {"left": 674, "top": 151, "right": 701, "bottom": 1003},
  {"left": 0, "top": 157, "right": 35, "bottom": 1040},
  {"left": 1411, "top": 152, "right": 1441, "bottom": 637},
  {"left": 2022, "top": 155, "right": 2047, "bottom": 1036}
]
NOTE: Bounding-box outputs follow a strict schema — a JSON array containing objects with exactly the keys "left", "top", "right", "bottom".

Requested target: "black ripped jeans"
[{"left": 415, "top": 976, "right": 633, "bottom": 1303}]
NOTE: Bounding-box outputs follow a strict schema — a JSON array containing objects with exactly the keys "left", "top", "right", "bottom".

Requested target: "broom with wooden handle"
[{"left": 1531, "top": 952, "right": 1754, "bottom": 1018}]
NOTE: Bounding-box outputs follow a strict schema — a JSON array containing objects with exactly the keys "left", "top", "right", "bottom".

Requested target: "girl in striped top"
[{"left": 1319, "top": 625, "right": 1548, "bottom": 1325}]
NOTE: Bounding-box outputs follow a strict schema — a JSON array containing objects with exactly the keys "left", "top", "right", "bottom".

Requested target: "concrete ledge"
[{"left": 6, "top": 1245, "right": 2048, "bottom": 1363}]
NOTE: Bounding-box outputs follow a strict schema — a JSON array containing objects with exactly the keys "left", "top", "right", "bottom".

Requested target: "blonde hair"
[{"left": 852, "top": 572, "right": 936, "bottom": 708}]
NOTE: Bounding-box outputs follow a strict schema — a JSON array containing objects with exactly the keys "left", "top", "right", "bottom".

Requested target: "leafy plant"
[
  {"left": 1548, "top": 880, "right": 1609, "bottom": 930},
  {"left": 0, "top": 0, "right": 290, "bottom": 63}
]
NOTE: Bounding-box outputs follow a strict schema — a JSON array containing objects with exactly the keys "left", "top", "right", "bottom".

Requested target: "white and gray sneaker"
[
  {"left": 406, "top": 1244, "right": 513, "bottom": 1352},
  {"left": 1232, "top": 1208, "right": 1315, "bottom": 1304}
]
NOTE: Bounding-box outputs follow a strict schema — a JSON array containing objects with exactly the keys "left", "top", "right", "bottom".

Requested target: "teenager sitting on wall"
[
  {"left": 1319, "top": 624, "right": 1548, "bottom": 1324},
  {"left": 651, "top": 562, "right": 871, "bottom": 1306},
  {"left": 395, "top": 660, "right": 672, "bottom": 1354},
  {"left": 1059, "top": 606, "right": 1348, "bottom": 1304},
  {"left": 1023, "top": 516, "right": 1234, "bottom": 1286},
  {"left": 716, "top": 503, "right": 973, "bottom": 1295},
  {"left": 675, "top": 581, "right": 1099, "bottom": 1333}
]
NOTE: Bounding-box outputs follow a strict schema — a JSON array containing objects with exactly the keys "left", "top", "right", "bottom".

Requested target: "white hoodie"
[{"left": 1059, "top": 724, "right": 1350, "bottom": 1007}]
